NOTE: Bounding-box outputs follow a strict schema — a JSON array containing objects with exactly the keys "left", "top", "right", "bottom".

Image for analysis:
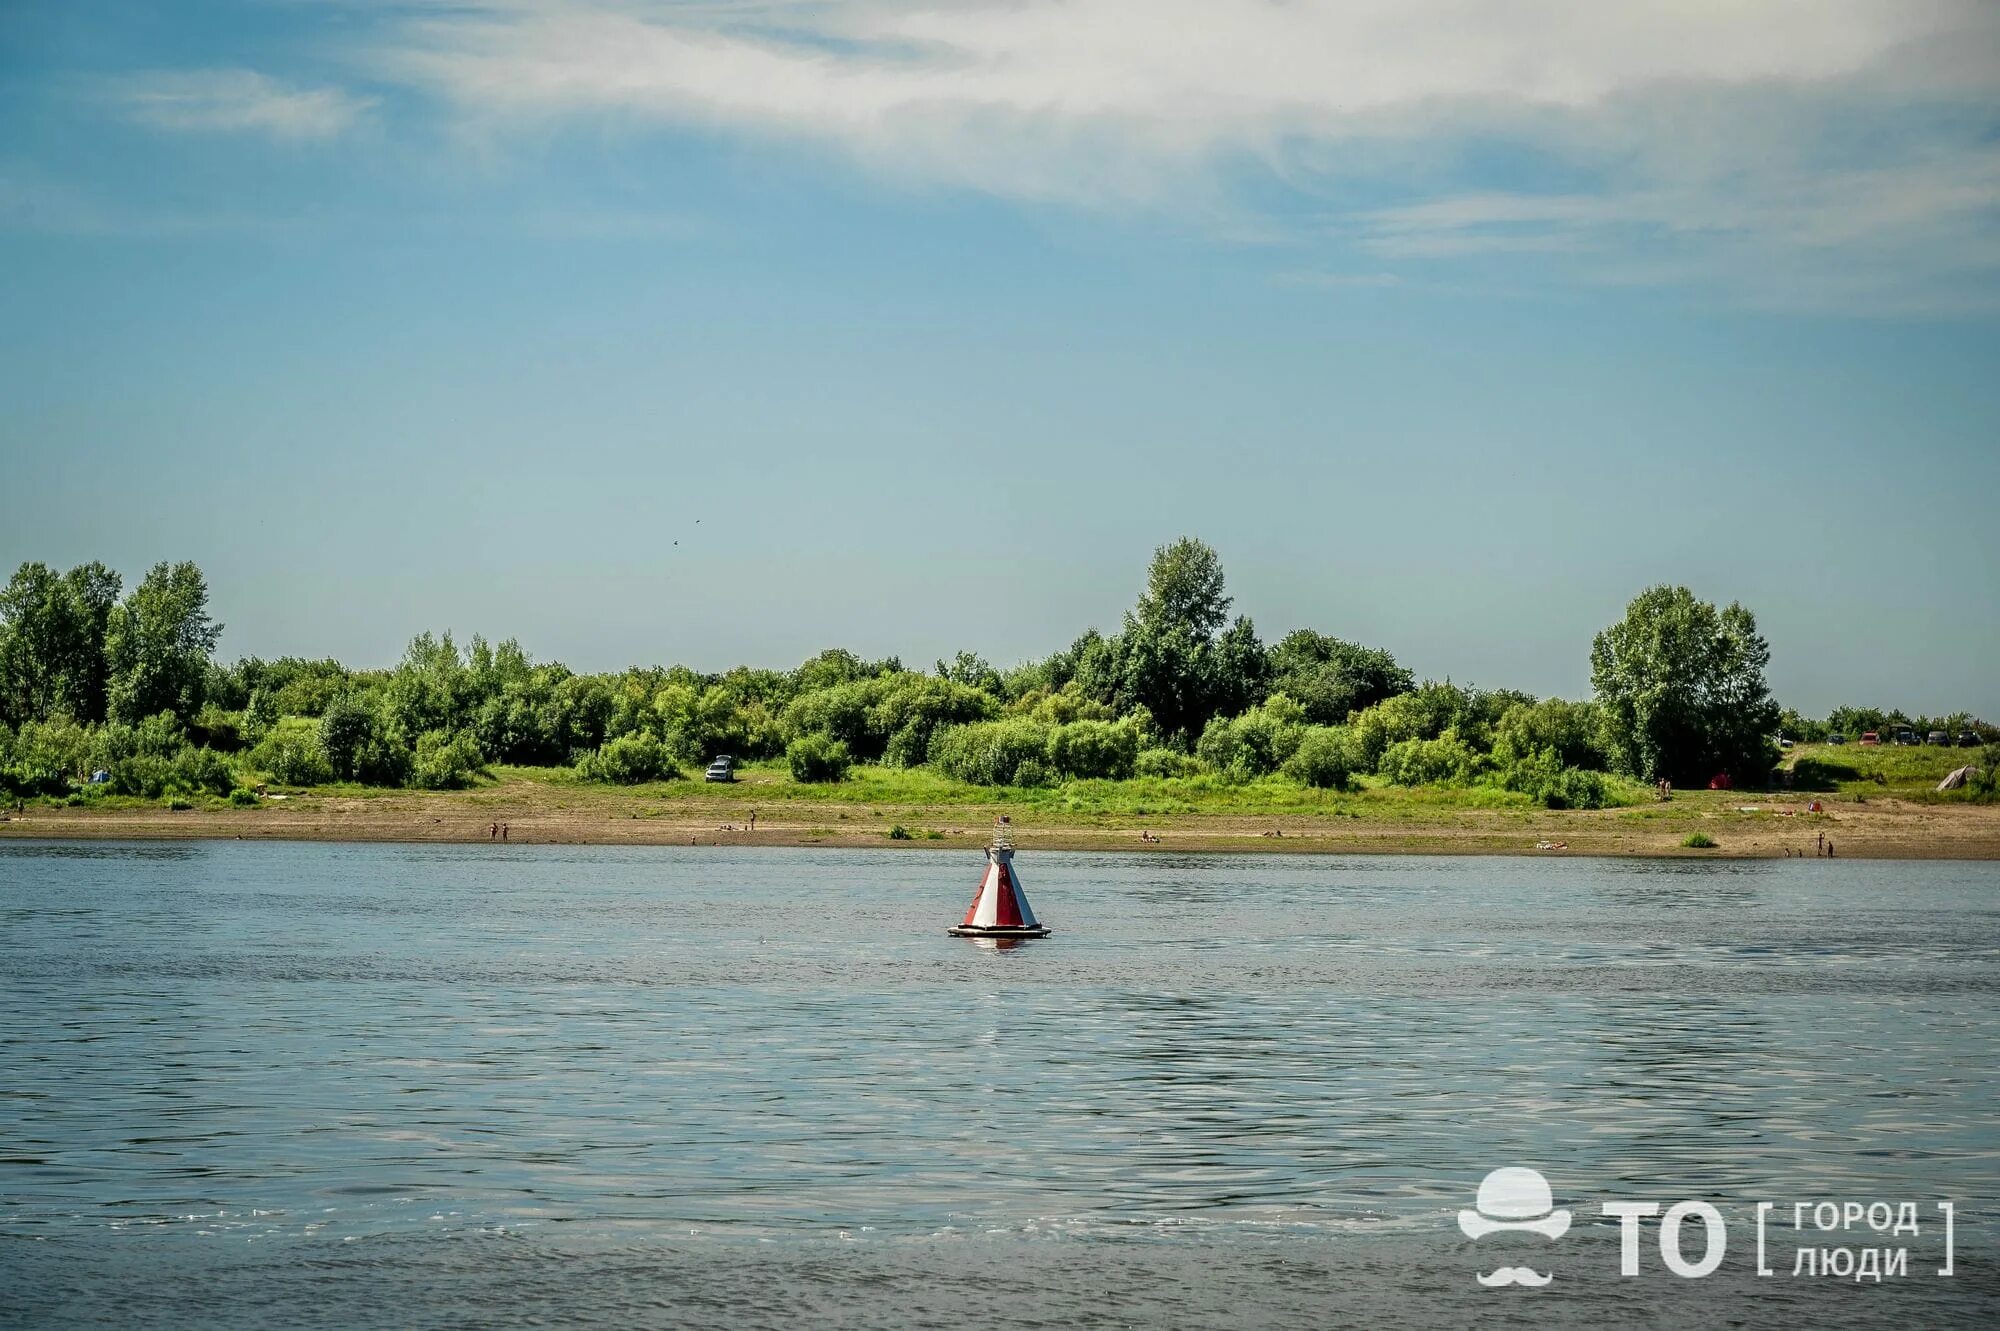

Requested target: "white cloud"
[
  {"left": 373, "top": 0, "right": 2000, "bottom": 311},
  {"left": 119, "top": 68, "right": 371, "bottom": 141}
]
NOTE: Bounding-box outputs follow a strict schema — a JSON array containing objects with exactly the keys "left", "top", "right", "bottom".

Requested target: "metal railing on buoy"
[{"left": 948, "top": 816, "right": 1051, "bottom": 939}]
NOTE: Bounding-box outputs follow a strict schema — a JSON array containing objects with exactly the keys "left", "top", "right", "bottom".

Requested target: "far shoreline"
[{"left": 5, "top": 777, "right": 1997, "bottom": 861}]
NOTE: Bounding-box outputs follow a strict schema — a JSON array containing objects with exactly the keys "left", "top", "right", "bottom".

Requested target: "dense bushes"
[
  {"left": 787, "top": 733, "right": 852, "bottom": 783},
  {"left": 1490, "top": 698, "right": 1607, "bottom": 771},
  {"left": 412, "top": 730, "right": 483, "bottom": 790},
  {"left": 930, "top": 718, "right": 1052, "bottom": 786},
  {"left": 575, "top": 733, "right": 674, "bottom": 784},
  {"left": 1267, "top": 630, "right": 1414, "bottom": 724},
  {"left": 1497, "top": 748, "right": 1610, "bottom": 809},
  {"left": 250, "top": 724, "right": 334, "bottom": 787},
  {"left": 1349, "top": 684, "right": 1469, "bottom": 769},
  {"left": 9, "top": 550, "right": 1993, "bottom": 809},
  {"left": 1377, "top": 731, "right": 1484, "bottom": 787},
  {"left": 780, "top": 673, "right": 996, "bottom": 766},
  {"left": 319, "top": 694, "right": 411, "bottom": 786},
  {"left": 1135, "top": 746, "right": 1202, "bottom": 778},
  {"left": 929, "top": 716, "right": 1145, "bottom": 786},
  {"left": 1283, "top": 726, "right": 1359, "bottom": 789},
  {"left": 1195, "top": 696, "right": 1307, "bottom": 779},
  {"left": 1044, "top": 718, "right": 1142, "bottom": 780}
]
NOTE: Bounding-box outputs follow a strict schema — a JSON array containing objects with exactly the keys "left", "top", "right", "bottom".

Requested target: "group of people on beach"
[{"left": 488, "top": 822, "right": 508, "bottom": 841}]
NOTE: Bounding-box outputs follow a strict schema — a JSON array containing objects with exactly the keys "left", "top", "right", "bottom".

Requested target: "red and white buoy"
[{"left": 948, "top": 818, "right": 1050, "bottom": 939}]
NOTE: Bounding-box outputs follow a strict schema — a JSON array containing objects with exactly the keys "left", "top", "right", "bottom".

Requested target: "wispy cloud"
[
  {"left": 368, "top": 2, "right": 2000, "bottom": 312},
  {"left": 119, "top": 68, "right": 372, "bottom": 141}
]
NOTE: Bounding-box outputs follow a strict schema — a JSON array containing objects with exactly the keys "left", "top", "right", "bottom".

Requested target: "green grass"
[
  {"left": 487, "top": 761, "right": 1652, "bottom": 822},
  {"left": 1682, "top": 831, "right": 1718, "bottom": 849},
  {"left": 1785, "top": 741, "right": 1985, "bottom": 800}
]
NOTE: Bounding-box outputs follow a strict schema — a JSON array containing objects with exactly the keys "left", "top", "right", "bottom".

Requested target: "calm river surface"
[{"left": 2, "top": 841, "right": 1996, "bottom": 1328}]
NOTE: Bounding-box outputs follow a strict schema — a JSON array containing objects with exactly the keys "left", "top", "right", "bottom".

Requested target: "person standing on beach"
[
  {"left": 501, "top": 823, "right": 509, "bottom": 841},
  {"left": 489, "top": 822, "right": 498, "bottom": 840},
  {"left": 749, "top": 810, "right": 757, "bottom": 832}
]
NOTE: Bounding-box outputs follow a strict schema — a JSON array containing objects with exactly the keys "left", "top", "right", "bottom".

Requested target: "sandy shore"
[{"left": 3, "top": 777, "right": 1997, "bottom": 859}]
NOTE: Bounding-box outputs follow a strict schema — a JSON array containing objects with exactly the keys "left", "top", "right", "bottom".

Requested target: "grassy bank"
[{"left": 6, "top": 743, "right": 1996, "bottom": 859}]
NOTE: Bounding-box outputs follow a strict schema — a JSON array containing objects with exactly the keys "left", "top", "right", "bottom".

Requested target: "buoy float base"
[{"left": 947, "top": 924, "right": 1051, "bottom": 939}]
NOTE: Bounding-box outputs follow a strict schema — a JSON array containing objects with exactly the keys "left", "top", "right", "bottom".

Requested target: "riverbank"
[{"left": 4, "top": 767, "right": 1996, "bottom": 858}]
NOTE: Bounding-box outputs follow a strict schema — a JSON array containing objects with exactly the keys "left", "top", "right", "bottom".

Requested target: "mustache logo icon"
[{"left": 1476, "top": 1267, "right": 1552, "bottom": 1288}]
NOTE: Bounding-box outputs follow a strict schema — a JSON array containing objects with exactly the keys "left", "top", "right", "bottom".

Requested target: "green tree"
[
  {"left": 0, "top": 561, "right": 122, "bottom": 725},
  {"left": 1266, "top": 630, "right": 1414, "bottom": 725},
  {"left": 319, "top": 692, "right": 412, "bottom": 785},
  {"left": 1590, "top": 585, "right": 1780, "bottom": 785},
  {"left": 1098, "top": 538, "right": 1268, "bottom": 745},
  {"left": 1135, "top": 536, "right": 1231, "bottom": 639},
  {"left": 105, "top": 562, "right": 221, "bottom": 725}
]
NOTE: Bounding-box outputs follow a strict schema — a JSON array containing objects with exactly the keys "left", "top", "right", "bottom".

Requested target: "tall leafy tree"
[
  {"left": 1097, "top": 538, "right": 1268, "bottom": 745},
  {"left": 105, "top": 561, "right": 221, "bottom": 725},
  {"left": 1266, "top": 629, "right": 1414, "bottom": 724},
  {"left": 0, "top": 560, "right": 122, "bottom": 725},
  {"left": 1590, "top": 585, "right": 1780, "bottom": 784}
]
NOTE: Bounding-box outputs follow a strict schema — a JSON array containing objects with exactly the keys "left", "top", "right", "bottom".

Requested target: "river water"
[{"left": 2, "top": 841, "right": 1996, "bottom": 1328}]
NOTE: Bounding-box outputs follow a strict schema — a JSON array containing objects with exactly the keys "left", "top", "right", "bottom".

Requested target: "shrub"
[
  {"left": 1955, "top": 747, "right": 2000, "bottom": 804},
  {"left": 1497, "top": 747, "right": 1610, "bottom": 809},
  {"left": 1196, "top": 697, "right": 1308, "bottom": 781},
  {"left": 106, "top": 736, "right": 233, "bottom": 797},
  {"left": 869, "top": 677, "right": 999, "bottom": 767},
  {"left": 243, "top": 688, "right": 278, "bottom": 742},
  {"left": 0, "top": 760, "right": 68, "bottom": 799},
  {"left": 170, "top": 745, "right": 236, "bottom": 797},
  {"left": 411, "top": 730, "right": 483, "bottom": 790},
  {"left": 250, "top": 727, "right": 333, "bottom": 787},
  {"left": 788, "top": 733, "right": 852, "bottom": 783},
  {"left": 109, "top": 754, "right": 174, "bottom": 798},
  {"left": 1377, "top": 730, "right": 1484, "bottom": 786},
  {"left": 781, "top": 679, "right": 892, "bottom": 758},
  {"left": 1283, "top": 726, "right": 1358, "bottom": 790},
  {"left": 1788, "top": 756, "right": 1859, "bottom": 791},
  {"left": 319, "top": 693, "right": 411, "bottom": 786},
  {"left": 1350, "top": 683, "right": 1473, "bottom": 769},
  {"left": 1007, "top": 682, "right": 1118, "bottom": 725},
  {"left": 1045, "top": 718, "right": 1142, "bottom": 781},
  {"left": 1134, "top": 747, "right": 1201, "bottom": 779},
  {"left": 14, "top": 716, "right": 92, "bottom": 782},
  {"left": 887, "top": 824, "right": 912, "bottom": 840},
  {"left": 191, "top": 703, "right": 245, "bottom": 753},
  {"left": 133, "top": 711, "right": 187, "bottom": 758},
  {"left": 1682, "top": 831, "right": 1718, "bottom": 849},
  {"left": 1491, "top": 698, "right": 1608, "bottom": 771},
  {"left": 228, "top": 786, "right": 261, "bottom": 807},
  {"left": 576, "top": 732, "right": 675, "bottom": 784},
  {"left": 928, "top": 718, "right": 1052, "bottom": 786},
  {"left": 1012, "top": 757, "right": 1055, "bottom": 789}
]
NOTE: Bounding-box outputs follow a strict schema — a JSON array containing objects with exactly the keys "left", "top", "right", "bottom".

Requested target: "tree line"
[{"left": 0, "top": 542, "right": 1990, "bottom": 807}]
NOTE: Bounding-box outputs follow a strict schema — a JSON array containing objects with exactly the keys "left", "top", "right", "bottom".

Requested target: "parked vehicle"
[
  {"left": 704, "top": 755, "right": 736, "bottom": 783},
  {"left": 1858, "top": 731, "right": 1880, "bottom": 746},
  {"left": 1927, "top": 730, "right": 1950, "bottom": 746},
  {"left": 1827, "top": 733, "right": 1847, "bottom": 745},
  {"left": 1893, "top": 728, "right": 1920, "bottom": 746},
  {"left": 1777, "top": 737, "right": 1794, "bottom": 749},
  {"left": 1960, "top": 731, "right": 1983, "bottom": 747}
]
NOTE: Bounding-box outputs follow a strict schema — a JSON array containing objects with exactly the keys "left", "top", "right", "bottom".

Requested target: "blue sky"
[{"left": 3, "top": 0, "right": 1997, "bottom": 716}]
